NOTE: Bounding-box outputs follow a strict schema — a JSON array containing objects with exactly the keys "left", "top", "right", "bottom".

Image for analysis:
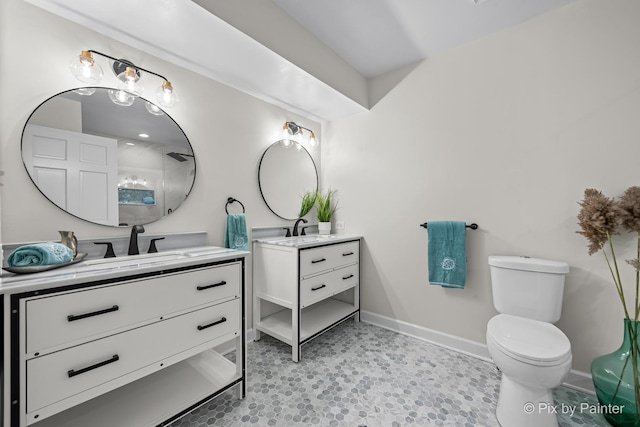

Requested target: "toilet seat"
[{"left": 487, "top": 314, "right": 571, "bottom": 366}]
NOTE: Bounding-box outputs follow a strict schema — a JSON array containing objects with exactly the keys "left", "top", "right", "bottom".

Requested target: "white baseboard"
[{"left": 360, "top": 310, "right": 594, "bottom": 394}]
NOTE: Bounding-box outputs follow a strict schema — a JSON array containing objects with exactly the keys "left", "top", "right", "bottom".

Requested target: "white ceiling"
[
  {"left": 26, "top": 0, "right": 579, "bottom": 121},
  {"left": 271, "top": 0, "right": 578, "bottom": 78}
]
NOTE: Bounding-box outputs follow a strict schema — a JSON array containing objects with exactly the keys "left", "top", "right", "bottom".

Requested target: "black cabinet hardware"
[
  {"left": 342, "top": 252, "right": 354, "bottom": 256},
  {"left": 68, "top": 354, "right": 119, "bottom": 378},
  {"left": 311, "top": 258, "right": 326, "bottom": 264},
  {"left": 342, "top": 274, "right": 354, "bottom": 280},
  {"left": 311, "top": 284, "right": 326, "bottom": 291},
  {"left": 197, "top": 281, "right": 227, "bottom": 291},
  {"left": 197, "top": 317, "right": 227, "bottom": 331},
  {"left": 67, "top": 305, "right": 119, "bottom": 322}
]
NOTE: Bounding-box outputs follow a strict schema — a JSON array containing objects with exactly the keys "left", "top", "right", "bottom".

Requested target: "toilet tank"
[{"left": 488, "top": 256, "right": 570, "bottom": 323}]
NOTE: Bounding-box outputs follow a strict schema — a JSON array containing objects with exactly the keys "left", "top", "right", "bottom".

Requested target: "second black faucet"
[
  {"left": 292, "top": 218, "right": 308, "bottom": 236},
  {"left": 128, "top": 225, "right": 145, "bottom": 255}
]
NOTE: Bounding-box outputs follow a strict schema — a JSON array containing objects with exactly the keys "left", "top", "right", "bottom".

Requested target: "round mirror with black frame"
[
  {"left": 21, "top": 87, "right": 196, "bottom": 227},
  {"left": 258, "top": 140, "right": 318, "bottom": 220}
]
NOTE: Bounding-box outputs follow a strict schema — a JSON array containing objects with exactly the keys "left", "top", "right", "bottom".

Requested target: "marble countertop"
[
  {"left": 0, "top": 246, "right": 249, "bottom": 295},
  {"left": 253, "top": 234, "right": 361, "bottom": 249}
]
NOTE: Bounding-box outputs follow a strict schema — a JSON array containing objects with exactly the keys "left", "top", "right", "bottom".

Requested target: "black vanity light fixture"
[
  {"left": 69, "top": 50, "right": 179, "bottom": 109},
  {"left": 282, "top": 121, "right": 318, "bottom": 148}
]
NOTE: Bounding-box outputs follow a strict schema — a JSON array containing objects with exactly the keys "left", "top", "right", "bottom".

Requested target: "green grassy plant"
[{"left": 316, "top": 189, "right": 337, "bottom": 222}]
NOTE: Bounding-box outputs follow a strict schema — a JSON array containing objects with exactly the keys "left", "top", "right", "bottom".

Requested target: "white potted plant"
[{"left": 316, "top": 189, "right": 337, "bottom": 235}]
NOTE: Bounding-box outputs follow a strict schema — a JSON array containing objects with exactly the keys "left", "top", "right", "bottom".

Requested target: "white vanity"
[
  {"left": 0, "top": 246, "right": 248, "bottom": 427},
  {"left": 253, "top": 235, "right": 361, "bottom": 362}
]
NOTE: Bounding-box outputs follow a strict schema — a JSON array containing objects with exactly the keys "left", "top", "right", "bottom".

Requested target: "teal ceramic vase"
[{"left": 591, "top": 319, "right": 640, "bottom": 427}]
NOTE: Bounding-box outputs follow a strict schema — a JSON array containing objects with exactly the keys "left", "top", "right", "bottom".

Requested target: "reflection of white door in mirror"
[
  {"left": 23, "top": 124, "right": 119, "bottom": 226},
  {"left": 22, "top": 88, "right": 195, "bottom": 227}
]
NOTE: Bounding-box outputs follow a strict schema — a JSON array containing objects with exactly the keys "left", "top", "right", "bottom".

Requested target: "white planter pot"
[{"left": 318, "top": 222, "right": 331, "bottom": 235}]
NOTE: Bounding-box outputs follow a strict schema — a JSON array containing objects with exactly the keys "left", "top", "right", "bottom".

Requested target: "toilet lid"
[{"left": 487, "top": 314, "right": 571, "bottom": 364}]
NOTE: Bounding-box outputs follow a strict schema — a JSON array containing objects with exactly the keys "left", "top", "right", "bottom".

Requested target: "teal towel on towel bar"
[
  {"left": 427, "top": 221, "right": 467, "bottom": 288},
  {"left": 224, "top": 213, "right": 248, "bottom": 251},
  {"left": 7, "top": 242, "right": 73, "bottom": 267}
]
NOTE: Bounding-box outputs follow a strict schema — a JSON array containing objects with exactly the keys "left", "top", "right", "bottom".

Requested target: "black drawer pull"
[
  {"left": 311, "top": 258, "right": 326, "bottom": 264},
  {"left": 311, "top": 284, "right": 327, "bottom": 291},
  {"left": 342, "top": 274, "right": 354, "bottom": 280},
  {"left": 197, "top": 281, "right": 227, "bottom": 291},
  {"left": 67, "top": 305, "right": 119, "bottom": 322},
  {"left": 68, "top": 354, "right": 119, "bottom": 378},
  {"left": 343, "top": 252, "right": 354, "bottom": 256},
  {"left": 197, "top": 317, "right": 227, "bottom": 331}
]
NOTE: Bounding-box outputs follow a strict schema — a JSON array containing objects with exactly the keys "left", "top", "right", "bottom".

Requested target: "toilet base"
[{"left": 496, "top": 375, "right": 559, "bottom": 427}]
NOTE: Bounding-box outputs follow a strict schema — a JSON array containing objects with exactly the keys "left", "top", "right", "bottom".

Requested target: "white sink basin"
[{"left": 82, "top": 251, "right": 189, "bottom": 268}]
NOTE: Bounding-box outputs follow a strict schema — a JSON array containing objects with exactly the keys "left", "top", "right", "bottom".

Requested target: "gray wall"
[{"left": 323, "top": 0, "right": 640, "bottom": 373}]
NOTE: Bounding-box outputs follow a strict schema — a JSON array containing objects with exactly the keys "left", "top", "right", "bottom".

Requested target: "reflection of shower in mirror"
[{"left": 166, "top": 152, "right": 194, "bottom": 162}]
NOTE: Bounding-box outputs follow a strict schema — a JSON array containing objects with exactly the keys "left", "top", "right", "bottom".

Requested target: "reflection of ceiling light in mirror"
[
  {"left": 117, "top": 67, "right": 144, "bottom": 97},
  {"left": 108, "top": 89, "right": 135, "bottom": 107},
  {"left": 69, "top": 50, "right": 103, "bottom": 84},
  {"left": 281, "top": 139, "right": 292, "bottom": 148},
  {"left": 126, "top": 142, "right": 135, "bottom": 146},
  {"left": 72, "top": 87, "right": 96, "bottom": 96},
  {"left": 145, "top": 101, "right": 164, "bottom": 116},
  {"left": 138, "top": 133, "right": 149, "bottom": 138}
]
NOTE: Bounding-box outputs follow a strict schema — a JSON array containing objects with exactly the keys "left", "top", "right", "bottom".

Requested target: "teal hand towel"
[
  {"left": 428, "top": 221, "right": 467, "bottom": 288},
  {"left": 224, "top": 213, "right": 248, "bottom": 251},
  {"left": 7, "top": 242, "right": 74, "bottom": 267}
]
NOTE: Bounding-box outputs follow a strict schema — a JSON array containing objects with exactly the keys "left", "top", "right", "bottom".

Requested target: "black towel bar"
[
  {"left": 420, "top": 222, "right": 478, "bottom": 230},
  {"left": 225, "top": 197, "right": 245, "bottom": 214}
]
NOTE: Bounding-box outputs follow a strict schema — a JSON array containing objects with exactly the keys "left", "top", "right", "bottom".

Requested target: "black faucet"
[
  {"left": 128, "top": 225, "right": 145, "bottom": 255},
  {"left": 292, "top": 218, "right": 308, "bottom": 236}
]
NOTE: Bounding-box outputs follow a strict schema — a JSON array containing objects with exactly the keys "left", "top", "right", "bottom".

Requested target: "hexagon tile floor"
[{"left": 170, "top": 320, "right": 608, "bottom": 427}]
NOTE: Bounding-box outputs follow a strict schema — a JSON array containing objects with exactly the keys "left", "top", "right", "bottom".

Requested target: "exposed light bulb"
[
  {"left": 308, "top": 131, "right": 318, "bottom": 148},
  {"left": 69, "top": 50, "right": 103, "bottom": 84},
  {"left": 282, "top": 122, "right": 291, "bottom": 140},
  {"left": 117, "top": 67, "right": 143, "bottom": 97},
  {"left": 156, "top": 80, "right": 178, "bottom": 108}
]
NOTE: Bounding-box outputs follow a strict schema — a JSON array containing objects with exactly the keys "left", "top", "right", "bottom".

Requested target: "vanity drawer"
[
  {"left": 26, "top": 263, "right": 241, "bottom": 354},
  {"left": 300, "top": 264, "right": 359, "bottom": 308},
  {"left": 27, "top": 298, "right": 240, "bottom": 413},
  {"left": 299, "top": 241, "right": 359, "bottom": 278}
]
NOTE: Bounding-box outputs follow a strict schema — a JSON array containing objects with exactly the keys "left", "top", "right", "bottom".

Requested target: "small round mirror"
[{"left": 258, "top": 140, "right": 318, "bottom": 220}]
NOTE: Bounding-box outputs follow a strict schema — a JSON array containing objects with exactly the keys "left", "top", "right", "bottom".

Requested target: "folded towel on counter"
[
  {"left": 224, "top": 213, "right": 248, "bottom": 251},
  {"left": 7, "top": 242, "right": 74, "bottom": 267},
  {"left": 427, "top": 221, "right": 467, "bottom": 289}
]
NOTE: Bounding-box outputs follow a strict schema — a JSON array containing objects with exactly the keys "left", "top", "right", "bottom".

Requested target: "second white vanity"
[
  {"left": 1, "top": 246, "right": 247, "bottom": 427},
  {"left": 253, "top": 235, "right": 361, "bottom": 362}
]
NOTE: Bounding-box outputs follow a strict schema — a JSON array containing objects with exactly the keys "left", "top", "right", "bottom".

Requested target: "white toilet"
[{"left": 486, "top": 256, "right": 572, "bottom": 427}]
